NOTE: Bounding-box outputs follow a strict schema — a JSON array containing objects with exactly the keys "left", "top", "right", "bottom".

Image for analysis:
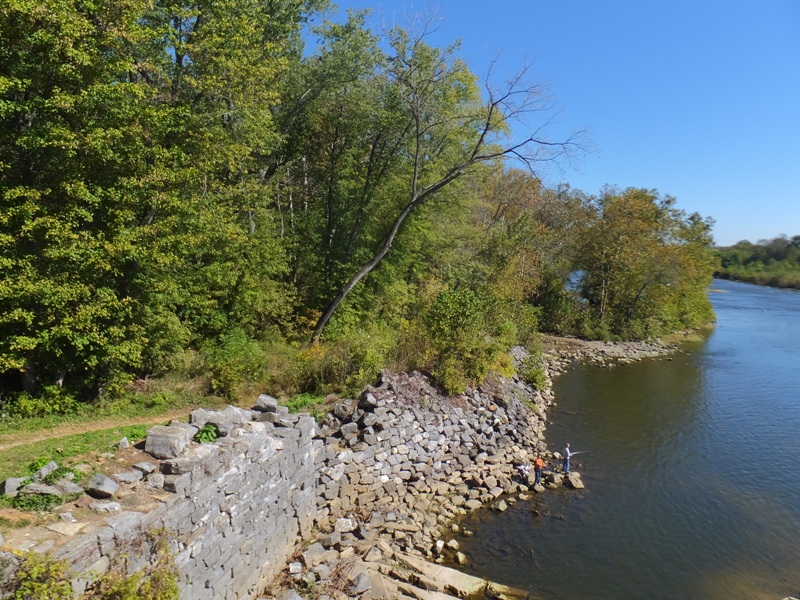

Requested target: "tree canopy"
[{"left": 0, "top": 1, "right": 718, "bottom": 405}]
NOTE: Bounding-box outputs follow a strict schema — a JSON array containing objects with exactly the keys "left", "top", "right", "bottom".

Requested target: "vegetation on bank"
[
  {"left": 715, "top": 236, "right": 800, "bottom": 289},
  {"left": 0, "top": 0, "right": 718, "bottom": 420}
]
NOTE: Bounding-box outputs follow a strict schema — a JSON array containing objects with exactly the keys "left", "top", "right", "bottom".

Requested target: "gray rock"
[
  {"left": 364, "top": 546, "right": 382, "bottom": 562},
  {"left": 253, "top": 394, "right": 280, "bottom": 413},
  {"left": 333, "top": 399, "right": 355, "bottom": 420},
  {"left": 144, "top": 425, "right": 192, "bottom": 459},
  {"left": 146, "top": 473, "right": 165, "bottom": 490},
  {"left": 86, "top": 473, "right": 119, "bottom": 498},
  {"left": 288, "top": 562, "right": 303, "bottom": 575},
  {"left": 301, "top": 542, "right": 327, "bottom": 567},
  {"left": 133, "top": 462, "right": 157, "bottom": 475},
  {"left": 567, "top": 472, "right": 585, "bottom": 489},
  {"left": 53, "top": 479, "right": 84, "bottom": 495},
  {"left": 1, "top": 477, "right": 28, "bottom": 497},
  {"left": 349, "top": 572, "right": 372, "bottom": 595},
  {"left": 113, "top": 470, "right": 143, "bottom": 484},
  {"left": 89, "top": 501, "right": 121, "bottom": 513},
  {"left": 335, "top": 517, "right": 357, "bottom": 533},
  {"left": 318, "top": 530, "right": 341, "bottom": 548},
  {"left": 33, "top": 461, "right": 59, "bottom": 482},
  {"left": 117, "top": 437, "right": 130, "bottom": 450},
  {"left": 21, "top": 482, "right": 63, "bottom": 497}
]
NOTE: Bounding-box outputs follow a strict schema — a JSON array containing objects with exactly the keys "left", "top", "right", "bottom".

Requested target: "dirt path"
[{"left": 0, "top": 408, "right": 194, "bottom": 453}]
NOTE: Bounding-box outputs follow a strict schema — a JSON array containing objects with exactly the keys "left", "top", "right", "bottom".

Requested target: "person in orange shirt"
[{"left": 534, "top": 454, "right": 546, "bottom": 486}]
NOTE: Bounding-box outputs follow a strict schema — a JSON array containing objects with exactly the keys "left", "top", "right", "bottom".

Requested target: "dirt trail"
[{"left": 0, "top": 408, "right": 193, "bottom": 453}]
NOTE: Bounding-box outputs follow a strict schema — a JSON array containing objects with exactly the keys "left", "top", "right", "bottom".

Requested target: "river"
[{"left": 456, "top": 279, "right": 800, "bottom": 599}]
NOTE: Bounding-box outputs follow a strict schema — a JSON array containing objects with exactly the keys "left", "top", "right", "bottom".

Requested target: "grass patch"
[
  {"left": 0, "top": 377, "right": 224, "bottom": 440},
  {"left": 283, "top": 393, "right": 328, "bottom": 419},
  {"left": 0, "top": 424, "right": 151, "bottom": 482}
]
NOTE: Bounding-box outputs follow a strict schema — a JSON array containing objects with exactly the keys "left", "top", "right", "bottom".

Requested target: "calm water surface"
[{"left": 458, "top": 279, "right": 800, "bottom": 599}]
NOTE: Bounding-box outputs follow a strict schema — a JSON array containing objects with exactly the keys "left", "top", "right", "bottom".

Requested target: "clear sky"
[{"left": 321, "top": 0, "right": 800, "bottom": 246}]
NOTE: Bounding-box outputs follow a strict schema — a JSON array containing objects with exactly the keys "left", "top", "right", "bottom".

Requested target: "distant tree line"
[
  {"left": 0, "top": 0, "right": 718, "bottom": 410},
  {"left": 715, "top": 236, "right": 800, "bottom": 289}
]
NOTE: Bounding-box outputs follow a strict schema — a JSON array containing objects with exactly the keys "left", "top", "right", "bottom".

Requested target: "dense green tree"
[
  {"left": 716, "top": 234, "right": 800, "bottom": 289},
  {"left": 577, "top": 188, "right": 716, "bottom": 339}
]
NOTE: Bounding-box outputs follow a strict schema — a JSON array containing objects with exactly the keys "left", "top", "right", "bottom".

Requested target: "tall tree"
[{"left": 311, "top": 26, "right": 581, "bottom": 340}]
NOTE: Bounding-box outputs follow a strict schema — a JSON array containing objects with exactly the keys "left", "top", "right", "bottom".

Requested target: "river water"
[{"left": 457, "top": 279, "right": 800, "bottom": 600}]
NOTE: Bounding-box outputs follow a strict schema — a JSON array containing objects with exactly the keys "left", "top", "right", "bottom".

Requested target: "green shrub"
[
  {"left": 10, "top": 552, "right": 72, "bottom": 600},
  {"left": 86, "top": 528, "right": 180, "bottom": 600},
  {"left": 518, "top": 355, "right": 548, "bottom": 391},
  {"left": 10, "top": 387, "right": 80, "bottom": 419},
  {"left": 422, "top": 287, "right": 505, "bottom": 394},
  {"left": 194, "top": 423, "right": 219, "bottom": 444},
  {"left": 300, "top": 326, "right": 393, "bottom": 395},
  {"left": 43, "top": 467, "right": 79, "bottom": 485},
  {"left": 203, "top": 330, "right": 270, "bottom": 399},
  {"left": 284, "top": 393, "right": 327, "bottom": 419},
  {"left": 11, "top": 493, "right": 63, "bottom": 512}
]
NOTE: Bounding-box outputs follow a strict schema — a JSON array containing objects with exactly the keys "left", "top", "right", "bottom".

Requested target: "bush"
[
  {"left": 9, "top": 552, "right": 72, "bottom": 600},
  {"left": 299, "top": 326, "right": 393, "bottom": 395},
  {"left": 518, "top": 355, "right": 548, "bottom": 391},
  {"left": 202, "top": 330, "right": 270, "bottom": 399},
  {"left": 86, "top": 528, "right": 179, "bottom": 600},
  {"left": 422, "top": 287, "right": 507, "bottom": 394},
  {"left": 11, "top": 493, "right": 63, "bottom": 512},
  {"left": 194, "top": 423, "right": 219, "bottom": 444},
  {"left": 10, "top": 387, "right": 81, "bottom": 419}
]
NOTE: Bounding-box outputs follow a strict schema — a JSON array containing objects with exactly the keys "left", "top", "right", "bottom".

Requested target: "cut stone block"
[{"left": 145, "top": 425, "right": 192, "bottom": 459}]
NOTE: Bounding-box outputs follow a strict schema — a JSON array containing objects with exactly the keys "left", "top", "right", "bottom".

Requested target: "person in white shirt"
[{"left": 563, "top": 443, "right": 572, "bottom": 474}]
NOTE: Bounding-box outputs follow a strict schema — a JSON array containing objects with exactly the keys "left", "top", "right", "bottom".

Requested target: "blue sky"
[{"left": 321, "top": 0, "right": 800, "bottom": 246}]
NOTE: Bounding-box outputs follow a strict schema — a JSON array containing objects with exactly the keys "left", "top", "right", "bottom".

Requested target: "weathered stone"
[
  {"left": 567, "top": 472, "right": 585, "bottom": 489},
  {"left": 54, "top": 479, "right": 84, "bottom": 495},
  {"left": 349, "top": 571, "right": 372, "bottom": 596},
  {"left": 253, "top": 394, "right": 280, "bottom": 413},
  {"left": 117, "top": 437, "right": 130, "bottom": 450},
  {"left": 335, "top": 517, "right": 358, "bottom": 533},
  {"left": 301, "top": 542, "right": 327, "bottom": 567},
  {"left": 133, "top": 462, "right": 157, "bottom": 475},
  {"left": 112, "top": 471, "right": 143, "bottom": 484},
  {"left": 85, "top": 474, "right": 118, "bottom": 499},
  {"left": 144, "top": 425, "right": 192, "bottom": 459},
  {"left": 89, "top": 501, "right": 121, "bottom": 513},
  {"left": 46, "top": 522, "right": 85, "bottom": 536},
  {"left": 20, "top": 483, "right": 63, "bottom": 497},
  {"left": 1, "top": 477, "right": 28, "bottom": 497}
]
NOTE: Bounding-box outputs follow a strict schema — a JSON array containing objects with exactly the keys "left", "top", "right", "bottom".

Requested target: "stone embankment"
[{"left": 0, "top": 339, "right": 671, "bottom": 599}]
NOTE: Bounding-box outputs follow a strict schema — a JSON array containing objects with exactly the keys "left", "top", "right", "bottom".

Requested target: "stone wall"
[
  {"left": 1, "top": 364, "right": 556, "bottom": 599},
  {"left": 43, "top": 405, "right": 319, "bottom": 600}
]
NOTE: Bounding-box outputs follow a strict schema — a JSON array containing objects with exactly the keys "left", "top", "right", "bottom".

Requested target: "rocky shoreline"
[
  {"left": 267, "top": 338, "right": 678, "bottom": 600},
  {"left": 0, "top": 337, "right": 678, "bottom": 599}
]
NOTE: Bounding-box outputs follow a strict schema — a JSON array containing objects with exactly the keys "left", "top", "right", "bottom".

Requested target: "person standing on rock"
[
  {"left": 563, "top": 443, "right": 572, "bottom": 474},
  {"left": 534, "top": 454, "right": 545, "bottom": 486}
]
